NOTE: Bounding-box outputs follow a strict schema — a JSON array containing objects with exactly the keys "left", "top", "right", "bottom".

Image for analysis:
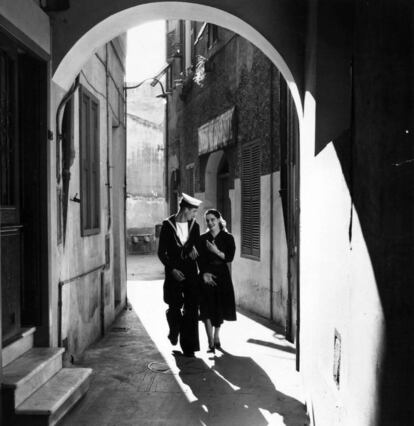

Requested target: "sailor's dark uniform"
[{"left": 157, "top": 215, "right": 200, "bottom": 354}]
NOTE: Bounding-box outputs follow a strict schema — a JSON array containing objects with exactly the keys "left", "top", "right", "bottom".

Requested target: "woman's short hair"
[{"left": 205, "top": 209, "right": 227, "bottom": 230}]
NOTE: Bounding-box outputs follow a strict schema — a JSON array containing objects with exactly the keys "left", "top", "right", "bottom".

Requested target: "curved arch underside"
[{"left": 51, "top": 0, "right": 305, "bottom": 117}]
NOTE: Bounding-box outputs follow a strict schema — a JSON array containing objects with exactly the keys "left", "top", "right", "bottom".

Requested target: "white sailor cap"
[{"left": 180, "top": 193, "right": 202, "bottom": 208}]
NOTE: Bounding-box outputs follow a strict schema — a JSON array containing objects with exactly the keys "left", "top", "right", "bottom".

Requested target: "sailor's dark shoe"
[{"left": 168, "top": 333, "right": 178, "bottom": 345}]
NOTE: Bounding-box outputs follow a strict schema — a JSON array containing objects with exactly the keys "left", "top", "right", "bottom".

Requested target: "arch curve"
[{"left": 52, "top": 1, "right": 304, "bottom": 119}]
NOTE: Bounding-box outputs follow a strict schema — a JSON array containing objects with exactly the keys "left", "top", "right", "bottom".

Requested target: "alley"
[{"left": 61, "top": 254, "right": 309, "bottom": 426}]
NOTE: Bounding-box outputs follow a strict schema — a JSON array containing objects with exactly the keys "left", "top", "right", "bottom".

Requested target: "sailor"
[{"left": 157, "top": 193, "right": 202, "bottom": 357}]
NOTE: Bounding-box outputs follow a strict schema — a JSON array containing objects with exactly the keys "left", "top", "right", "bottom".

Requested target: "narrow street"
[{"left": 61, "top": 254, "right": 309, "bottom": 425}]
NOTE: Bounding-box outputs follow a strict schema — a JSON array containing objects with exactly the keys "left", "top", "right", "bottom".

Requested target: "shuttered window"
[
  {"left": 79, "top": 85, "right": 100, "bottom": 236},
  {"left": 241, "top": 142, "right": 261, "bottom": 259}
]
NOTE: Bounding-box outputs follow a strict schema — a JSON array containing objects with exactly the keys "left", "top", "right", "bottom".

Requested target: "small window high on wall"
[
  {"left": 241, "top": 141, "right": 260, "bottom": 259},
  {"left": 79, "top": 85, "right": 100, "bottom": 236}
]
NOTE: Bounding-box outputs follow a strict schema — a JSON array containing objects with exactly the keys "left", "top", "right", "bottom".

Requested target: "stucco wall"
[
  {"left": 231, "top": 174, "right": 288, "bottom": 323},
  {"left": 298, "top": 2, "right": 403, "bottom": 425},
  {"left": 51, "top": 39, "right": 127, "bottom": 357},
  {"left": 126, "top": 197, "right": 165, "bottom": 230},
  {"left": 126, "top": 84, "right": 165, "bottom": 235},
  {"left": 126, "top": 116, "right": 164, "bottom": 198}
]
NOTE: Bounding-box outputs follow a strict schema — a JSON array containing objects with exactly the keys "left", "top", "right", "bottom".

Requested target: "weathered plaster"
[{"left": 50, "top": 42, "right": 127, "bottom": 356}]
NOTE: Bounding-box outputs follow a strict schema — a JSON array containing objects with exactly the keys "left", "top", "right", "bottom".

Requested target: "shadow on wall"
[
  {"left": 322, "top": 2, "right": 414, "bottom": 423},
  {"left": 174, "top": 350, "right": 309, "bottom": 425}
]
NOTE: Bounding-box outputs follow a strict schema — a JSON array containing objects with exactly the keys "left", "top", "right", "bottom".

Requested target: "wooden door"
[
  {"left": 0, "top": 37, "right": 23, "bottom": 343},
  {"left": 0, "top": 33, "right": 47, "bottom": 345}
]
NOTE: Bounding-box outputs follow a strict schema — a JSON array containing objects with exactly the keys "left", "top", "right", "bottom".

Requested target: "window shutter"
[
  {"left": 80, "top": 90, "right": 90, "bottom": 230},
  {"left": 80, "top": 85, "right": 100, "bottom": 236},
  {"left": 91, "top": 100, "right": 100, "bottom": 230},
  {"left": 241, "top": 142, "right": 261, "bottom": 259}
]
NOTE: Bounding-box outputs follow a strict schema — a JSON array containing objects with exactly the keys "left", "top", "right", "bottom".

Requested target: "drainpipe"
[
  {"left": 269, "top": 65, "right": 274, "bottom": 321},
  {"left": 105, "top": 44, "right": 112, "bottom": 231},
  {"left": 100, "top": 271, "right": 105, "bottom": 336},
  {"left": 123, "top": 80, "right": 128, "bottom": 306}
]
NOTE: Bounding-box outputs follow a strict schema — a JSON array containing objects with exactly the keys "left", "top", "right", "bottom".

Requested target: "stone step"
[
  {"left": 2, "top": 347, "right": 65, "bottom": 407},
  {"left": 2, "top": 327, "right": 36, "bottom": 367},
  {"left": 16, "top": 368, "right": 92, "bottom": 426}
]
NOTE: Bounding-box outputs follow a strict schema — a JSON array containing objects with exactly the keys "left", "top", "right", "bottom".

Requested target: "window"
[
  {"left": 79, "top": 85, "right": 100, "bottom": 236},
  {"left": 186, "top": 163, "right": 194, "bottom": 196},
  {"left": 241, "top": 142, "right": 260, "bottom": 259},
  {"left": 207, "top": 24, "right": 218, "bottom": 49}
]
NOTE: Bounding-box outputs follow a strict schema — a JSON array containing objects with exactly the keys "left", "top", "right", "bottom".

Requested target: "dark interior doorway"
[{"left": 0, "top": 30, "right": 49, "bottom": 347}]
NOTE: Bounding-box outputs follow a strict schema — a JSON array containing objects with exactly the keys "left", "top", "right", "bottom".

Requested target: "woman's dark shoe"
[{"left": 214, "top": 340, "right": 221, "bottom": 349}]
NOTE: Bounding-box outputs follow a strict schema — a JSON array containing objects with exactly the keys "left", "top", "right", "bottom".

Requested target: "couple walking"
[{"left": 157, "top": 193, "right": 236, "bottom": 357}]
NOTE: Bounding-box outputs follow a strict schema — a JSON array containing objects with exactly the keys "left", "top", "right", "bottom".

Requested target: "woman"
[{"left": 198, "top": 209, "right": 236, "bottom": 353}]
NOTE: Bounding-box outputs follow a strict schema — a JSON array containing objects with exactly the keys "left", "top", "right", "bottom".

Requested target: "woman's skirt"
[{"left": 199, "top": 263, "right": 236, "bottom": 327}]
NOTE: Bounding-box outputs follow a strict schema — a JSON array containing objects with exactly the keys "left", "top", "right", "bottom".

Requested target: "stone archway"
[
  {"left": 50, "top": 0, "right": 306, "bottom": 388},
  {"left": 51, "top": 1, "right": 304, "bottom": 122}
]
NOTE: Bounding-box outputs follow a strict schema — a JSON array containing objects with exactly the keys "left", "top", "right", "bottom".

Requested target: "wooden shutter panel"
[
  {"left": 241, "top": 142, "right": 261, "bottom": 259},
  {"left": 91, "top": 100, "right": 100, "bottom": 230},
  {"left": 250, "top": 144, "right": 261, "bottom": 257},
  {"left": 80, "top": 90, "right": 90, "bottom": 231},
  {"left": 80, "top": 85, "right": 100, "bottom": 235},
  {"left": 241, "top": 146, "right": 252, "bottom": 254}
]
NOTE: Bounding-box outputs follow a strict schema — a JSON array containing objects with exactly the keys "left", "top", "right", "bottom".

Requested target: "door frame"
[{"left": 0, "top": 25, "right": 50, "bottom": 352}]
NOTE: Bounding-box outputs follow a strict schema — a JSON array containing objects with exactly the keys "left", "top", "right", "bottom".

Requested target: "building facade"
[
  {"left": 55, "top": 37, "right": 127, "bottom": 357},
  {"left": 165, "top": 20, "right": 299, "bottom": 336},
  {"left": 0, "top": 1, "right": 127, "bottom": 422},
  {"left": 126, "top": 83, "right": 165, "bottom": 254}
]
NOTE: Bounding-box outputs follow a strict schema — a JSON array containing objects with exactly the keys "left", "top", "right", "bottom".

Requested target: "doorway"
[{"left": 0, "top": 30, "right": 48, "bottom": 346}]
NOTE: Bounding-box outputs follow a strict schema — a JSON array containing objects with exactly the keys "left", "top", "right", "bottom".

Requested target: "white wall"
[
  {"left": 299, "top": 94, "right": 385, "bottom": 425},
  {"left": 51, "top": 42, "right": 127, "bottom": 357},
  {"left": 230, "top": 174, "right": 288, "bottom": 324}
]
